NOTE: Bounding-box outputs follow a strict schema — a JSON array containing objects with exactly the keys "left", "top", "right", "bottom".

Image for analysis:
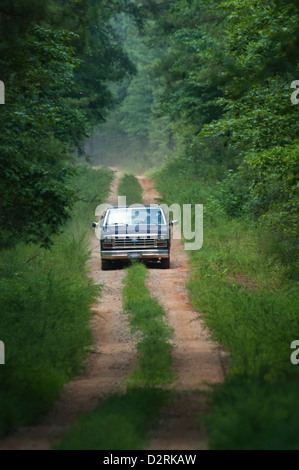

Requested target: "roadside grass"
[
  {"left": 205, "top": 373, "right": 299, "bottom": 450},
  {"left": 53, "top": 262, "right": 174, "bottom": 450},
  {"left": 153, "top": 158, "right": 299, "bottom": 449},
  {"left": 0, "top": 165, "right": 113, "bottom": 437},
  {"left": 188, "top": 250, "right": 298, "bottom": 382},
  {"left": 117, "top": 173, "right": 143, "bottom": 205}
]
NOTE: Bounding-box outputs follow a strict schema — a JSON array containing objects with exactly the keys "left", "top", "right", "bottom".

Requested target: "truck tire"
[
  {"left": 101, "top": 259, "right": 112, "bottom": 271},
  {"left": 161, "top": 257, "right": 170, "bottom": 269}
]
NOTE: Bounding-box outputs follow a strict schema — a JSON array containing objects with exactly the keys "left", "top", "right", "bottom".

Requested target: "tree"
[{"left": 0, "top": 0, "right": 138, "bottom": 247}]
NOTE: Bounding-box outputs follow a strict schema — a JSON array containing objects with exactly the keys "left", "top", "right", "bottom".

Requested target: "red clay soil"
[{"left": 137, "top": 176, "right": 227, "bottom": 450}]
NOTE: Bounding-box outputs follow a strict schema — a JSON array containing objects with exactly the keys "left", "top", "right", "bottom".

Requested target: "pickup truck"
[{"left": 93, "top": 205, "right": 177, "bottom": 270}]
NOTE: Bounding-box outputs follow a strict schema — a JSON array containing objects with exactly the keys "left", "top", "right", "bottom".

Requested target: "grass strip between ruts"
[
  {"left": 117, "top": 173, "right": 143, "bottom": 206},
  {"left": 53, "top": 262, "right": 174, "bottom": 450},
  {"left": 123, "top": 262, "right": 174, "bottom": 387}
]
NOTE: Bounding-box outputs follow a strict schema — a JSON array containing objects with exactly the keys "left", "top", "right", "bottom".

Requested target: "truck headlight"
[{"left": 102, "top": 238, "right": 113, "bottom": 248}]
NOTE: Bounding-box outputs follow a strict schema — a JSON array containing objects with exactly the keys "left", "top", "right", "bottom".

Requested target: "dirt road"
[
  {"left": 0, "top": 170, "right": 226, "bottom": 450},
  {"left": 137, "top": 176, "right": 226, "bottom": 450}
]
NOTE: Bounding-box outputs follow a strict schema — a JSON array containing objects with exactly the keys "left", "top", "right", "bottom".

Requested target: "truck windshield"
[{"left": 106, "top": 208, "right": 165, "bottom": 225}]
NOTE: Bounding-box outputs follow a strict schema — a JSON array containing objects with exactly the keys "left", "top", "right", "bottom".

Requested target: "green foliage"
[
  {"left": 244, "top": 143, "right": 299, "bottom": 242},
  {"left": 145, "top": 0, "right": 225, "bottom": 129},
  {"left": 154, "top": 157, "right": 299, "bottom": 449},
  {"left": 53, "top": 387, "right": 169, "bottom": 450},
  {"left": 198, "top": 1, "right": 299, "bottom": 256},
  {"left": 88, "top": 13, "right": 173, "bottom": 173},
  {"left": 0, "top": 24, "right": 83, "bottom": 247},
  {"left": 118, "top": 173, "right": 143, "bottom": 205},
  {"left": 205, "top": 374, "right": 299, "bottom": 450},
  {"left": 153, "top": 155, "right": 215, "bottom": 207},
  {"left": 188, "top": 259, "right": 298, "bottom": 382},
  {"left": 137, "top": 0, "right": 299, "bottom": 263},
  {"left": 208, "top": 141, "right": 299, "bottom": 266},
  {"left": 0, "top": 167, "right": 113, "bottom": 437},
  {"left": 0, "top": 0, "right": 137, "bottom": 246},
  {"left": 207, "top": 170, "right": 251, "bottom": 218}
]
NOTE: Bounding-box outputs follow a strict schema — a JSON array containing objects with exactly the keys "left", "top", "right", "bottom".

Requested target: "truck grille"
[{"left": 114, "top": 237, "right": 156, "bottom": 248}]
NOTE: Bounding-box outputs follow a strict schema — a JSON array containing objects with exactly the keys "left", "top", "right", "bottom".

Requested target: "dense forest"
[
  {"left": 87, "top": 13, "right": 173, "bottom": 173},
  {"left": 0, "top": 0, "right": 138, "bottom": 248},
  {"left": 0, "top": 0, "right": 298, "bottom": 450},
  {"left": 91, "top": 0, "right": 298, "bottom": 267},
  {"left": 1, "top": 0, "right": 297, "bottom": 255},
  {"left": 0, "top": 0, "right": 137, "bottom": 437}
]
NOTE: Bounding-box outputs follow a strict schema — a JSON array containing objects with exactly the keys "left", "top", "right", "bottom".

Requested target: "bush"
[{"left": 205, "top": 374, "right": 299, "bottom": 450}]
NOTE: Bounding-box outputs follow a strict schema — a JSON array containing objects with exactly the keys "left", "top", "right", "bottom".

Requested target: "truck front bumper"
[{"left": 101, "top": 248, "right": 169, "bottom": 260}]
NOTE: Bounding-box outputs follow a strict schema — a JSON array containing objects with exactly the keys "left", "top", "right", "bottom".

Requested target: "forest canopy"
[
  {"left": 1, "top": 0, "right": 298, "bottom": 262},
  {"left": 121, "top": 0, "right": 299, "bottom": 264},
  {"left": 0, "top": 0, "right": 138, "bottom": 247}
]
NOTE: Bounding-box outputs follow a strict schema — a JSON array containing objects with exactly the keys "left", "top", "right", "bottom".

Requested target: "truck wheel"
[
  {"left": 101, "top": 259, "right": 111, "bottom": 271},
  {"left": 161, "top": 257, "right": 170, "bottom": 269}
]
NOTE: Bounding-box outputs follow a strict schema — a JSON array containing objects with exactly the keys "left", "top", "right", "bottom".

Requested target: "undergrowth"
[
  {"left": 0, "top": 165, "right": 113, "bottom": 437},
  {"left": 153, "top": 156, "right": 299, "bottom": 449}
]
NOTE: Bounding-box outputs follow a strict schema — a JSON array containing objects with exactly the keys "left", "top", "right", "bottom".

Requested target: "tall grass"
[
  {"left": 0, "top": 165, "right": 113, "bottom": 437},
  {"left": 188, "top": 247, "right": 298, "bottom": 382},
  {"left": 153, "top": 157, "right": 299, "bottom": 449}
]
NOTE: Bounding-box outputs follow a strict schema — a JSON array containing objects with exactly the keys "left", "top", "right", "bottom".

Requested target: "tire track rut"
[{"left": 137, "top": 176, "right": 226, "bottom": 450}]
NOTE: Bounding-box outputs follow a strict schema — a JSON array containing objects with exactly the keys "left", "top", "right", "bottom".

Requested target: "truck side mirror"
[
  {"left": 92, "top": 222, "right": 98, "bottom": 228},
  {"left": 171, "top": 220, "right": 178, "bottom": 226}
]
